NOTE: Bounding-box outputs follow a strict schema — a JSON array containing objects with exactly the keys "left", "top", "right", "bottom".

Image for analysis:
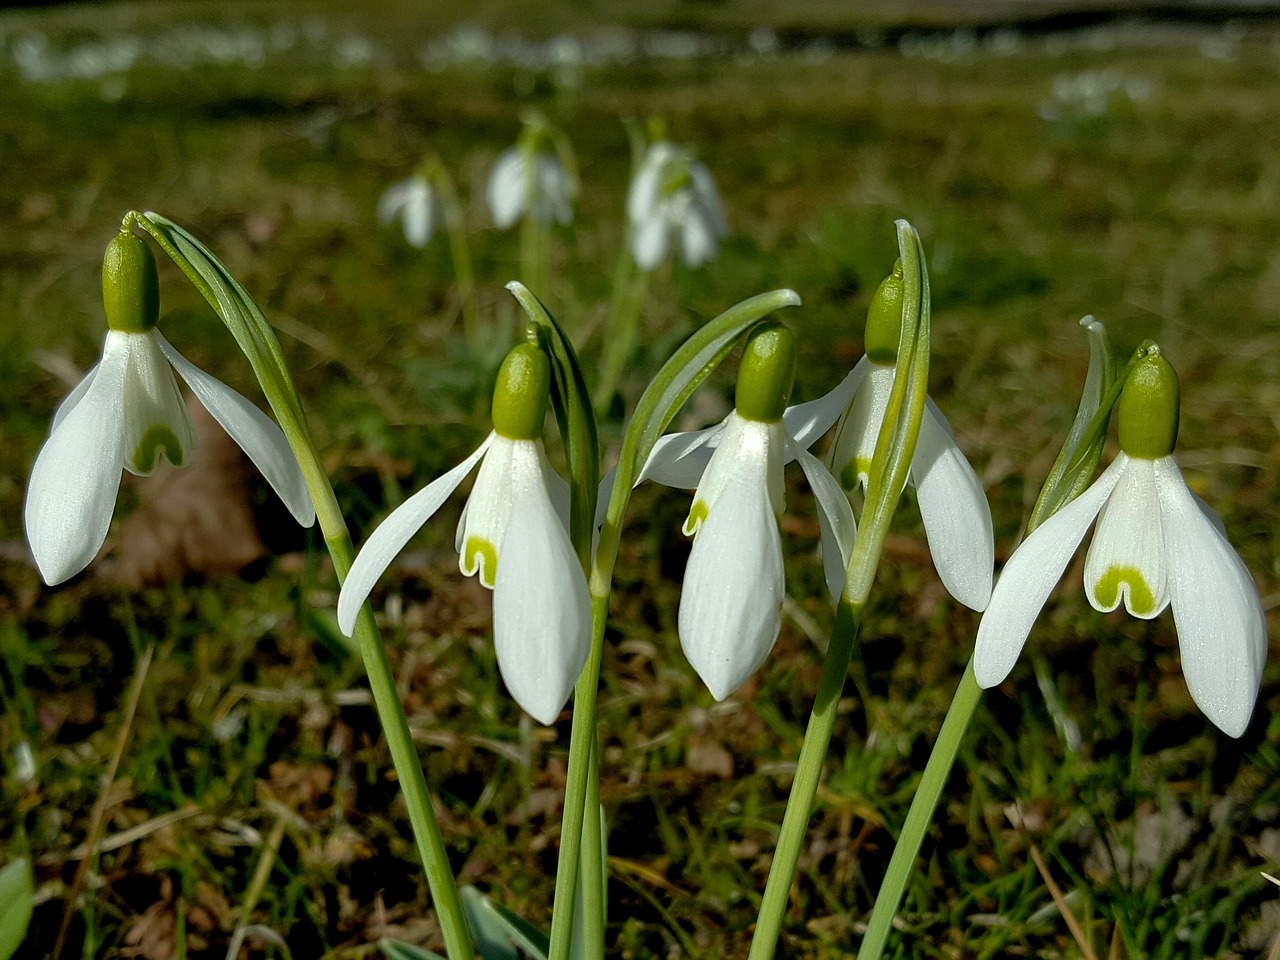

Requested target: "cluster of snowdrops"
[{"left": 17, "top": 120, "right": 1268, "bottom": 960}]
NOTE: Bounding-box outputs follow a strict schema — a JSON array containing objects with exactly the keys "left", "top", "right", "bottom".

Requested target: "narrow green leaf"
[
  {"left": 505, "top": 282, "right": 600, "bottom": 570},
  {"left": 379, "top": 938, "right": 450, "bottom": 960},
  {"left": 0, "top": 858, "right": 34, "bottom": 960},
  {"left": 461, "top": 886, "right": 550, "bottom": 960}
]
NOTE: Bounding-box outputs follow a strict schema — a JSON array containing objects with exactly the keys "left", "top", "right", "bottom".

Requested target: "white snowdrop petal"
[
  {"left": 50, "top": 362, "right": 100, "bottom": 432},
  {"left": 487, "top": 148, "right": 526, "bottom": 229},
  {"left": 626, "top": 150, "right": 664, "bottom": 223},
  {"left": 791, "top": 438, "right": 856, "bottom": 603},
  {"left": 158, "top": 334, "right": 316, "bottom": 528},
  {"left": 337, "top": 435, "right": 494, "bottom": 635},
  {"left": 973, "top": 457, "right": 1125, "bottom": 687},
  {"left": 457, "top": 436, "right": 524, "bottom": 587},
  {"left": 1083, "top": 456, "right": 1169, "bottom": 619},
  {"left": 680, "top": 210, "right": 715, "bottom": 268},
  {"left": 492, "top": 463, "right": 591, "bottom": 725},
  {"left": 678, "top": 465, "right": 784, "bottom": 700},
  {"left": 688, "top": 161, "right": 728, "bottom": 234},
  {"left": 377, "top": 180, "right": 412, "bottom": 225},
  {"left": 25, "top": 347, "right": 128, "bottom": 585},
  {"left": 636, "top": 420, "right": 727, "bottom": 489},
  {"left": 632, "top": 216, "right": 668, "bottom": 271},
  {"left": 827, "top": 361, "right": 895, "bottom": 494},
  {"left": 912, "top": 400, "right": 994, "bottom": 612},
  {"left": 401, "top": 179, "right": 436, "bottom": 248},
  {"left": 784, "top": 359, "right": 868, "bottom": 453},
  {"left": 1156, "top": 456, "right": 1266, "bottom": 737}
]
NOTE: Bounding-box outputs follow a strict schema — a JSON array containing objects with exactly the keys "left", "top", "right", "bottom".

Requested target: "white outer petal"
[
  {"left": 377, "top": 179, "right": 412, "bottom": 225},
  {"left": 626, "top": 145, "right": 666, "bottom": 223},
  {"left": 635, "top": 419, "right": 728, "bottom": 490},
  {"left": 973, "top": 456, "right": 1126, "bottom": 687},
  {"left": 790, "top": 437, "right": 856, "bottom": 603},
  {"left": 912, "top": 399, "right": 994, "bottom": 611},
  {"left": 1156, "top": 456, "right": 1266, "bottom": 737},
  {"left": 783, "top": 360, "right": 868, "bottom": 452},
  {"left": 25, "top": 342, "right": 128, "bottom": 585},
  {"left": 337, "top": 435, "right": 494, "bottom": 635},
  {"left": 51, "top": 362, "right": 100, "bottom": 431},
  {"left": 688, "top": 161, "right": 728, "bottom": 235},
  {"left": 487, "top": 148, "right": 526, "bottom": 229},
  {"left": 158, "top": 335, "right": 316, "bottom": 528},
  {"left": 678, "top": 457, "right": 783, "bottom": 700},
  {"left": 685, "top": 414, "right": 781, "bottom": 535},
  {"left": 632, "top": 216, "right": 668, "bottom": 271},
  {"left": 536, "top": 154, "right": 574, "bottom": 225},
  {"left": 1083, "top": 455, "right": 1169, "bottom": 618},
  {"left": 492, "top": 459, "right": 591, "bottom": 724},
  {"left": 680, "top": 207, "right": 716, "bottom": 268},
  {"left": 401, "top": 177, "right": 436, "bottom": 248}
]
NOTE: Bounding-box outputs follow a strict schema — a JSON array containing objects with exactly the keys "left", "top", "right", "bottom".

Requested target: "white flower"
[
  {"left": 25, "top": 328, "right": 315, "bottom": 586},
  {"left": 973, "top": 449, "right": 1267, "bottom": 737},
  {"left": 336, "top": 431, "right": 591, "bottom": 725},
  {"left": 486, "top": 146, "right": 575, "bottom": 229},
  {"left": 642, "top": 383, "right": 855, "bottom": 700},
  {"left": 825, "top": 356, "right": 994, "bottom": 612},
  {"left": 378, "top": 174, "right": 439, "bottom": 248},
  {"left": 626, "top": 142, "right": 728, "bottom": 270}
]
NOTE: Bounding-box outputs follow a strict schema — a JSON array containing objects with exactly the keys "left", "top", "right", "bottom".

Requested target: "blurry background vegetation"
[{"left": 1, "top": 1, "right": 1279, "bottom": 957}]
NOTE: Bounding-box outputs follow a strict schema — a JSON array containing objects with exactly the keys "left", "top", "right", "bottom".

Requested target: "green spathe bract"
[
  {"left": 735, "top": 321, "right": 796, "bottom": 423},
  {"left": 103, "top": 231, "right": 160, "bottom": 334},
  {"left": 492, "top": 342, "right": 552, "bottom": 441},
  {"left": 863, "top": 259, "right": 905, "bottom": 364},
  {"left": 1117, "top": 347, "right": 1179, "bottom": 459}
]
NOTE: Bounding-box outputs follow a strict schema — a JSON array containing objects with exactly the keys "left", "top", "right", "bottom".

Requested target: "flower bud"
[
  {"left": 863, "top": 260, "right": 905, "bottom": 364},
  {"left": 1117, "top": 348, "right": 1179, "bottom": 460},
  {"left": 491, "top": 343, "right": 551, "bottom": 440},
  {"left": 735, "top": 321, "right": 796, "bottom": 423},
  {"left": 102, "top": 232, "right": 160, "bottom": 334}
]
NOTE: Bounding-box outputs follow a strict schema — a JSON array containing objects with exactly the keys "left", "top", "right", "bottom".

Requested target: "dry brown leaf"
[{"left": 97, "top": 396, "right": 266, "bottom": 587}]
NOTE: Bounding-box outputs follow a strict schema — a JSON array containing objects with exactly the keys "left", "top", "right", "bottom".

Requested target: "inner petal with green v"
[
  {"left": 131, "top": 424, "right": 186, "bottom": 475},
  {"left": 462, "top": 536, "right": 499, "bottom": 588},
  {"left": 1093, "top": 564, "right": 1158, "bottom": 617}
]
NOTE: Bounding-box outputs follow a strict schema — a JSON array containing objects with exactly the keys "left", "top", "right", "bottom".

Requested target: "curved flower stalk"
[
  {"left": 644, "top": 321, "right": 856, "bottom": 699},
  {"left": 337, "top": 342, "right": 591, "bottom": 725},
  {"left": 626, "top": 140, "right": 728, "bottom": 271},
  {"left": 824, "top": 261, "right": 994, "bottom": 612},
  {"left": 24, "top": 230, "right": 314, "bottom": 586},
  {"left": 974, "top": 347, "right": 1266, "bottom": 737}
]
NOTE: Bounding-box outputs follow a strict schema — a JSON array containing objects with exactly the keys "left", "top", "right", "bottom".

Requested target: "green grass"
[{"left": 2, "top": 5, "right": 1278, "bottom": 958}]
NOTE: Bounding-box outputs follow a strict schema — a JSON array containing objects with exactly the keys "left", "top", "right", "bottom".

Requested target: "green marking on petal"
[
  {"left": 462, "top": 536, "right": 499, "bottom": 588},
  {"left": 683, "top": 500, "right": 709, "bottom": 537},
  {"left": 132, "top": 424, "right": 185, "bottom": 474},
  {"left": 1094, "top": 565, "right": 1156, "bottom": 616},
  {"left": 839, "top": 456, "right": 872, "bottom": 493}
]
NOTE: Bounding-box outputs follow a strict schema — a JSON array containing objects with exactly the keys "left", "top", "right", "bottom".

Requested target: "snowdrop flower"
[
  {"left": 24, "top": 231, "right": 315, "bottom": 586},
  {"left": 486, "top": 145, "right": 575, "bottom": 229},
  {"left": 974, "top": 348, "right": 1266, "bottom": 737},
  {"left": 378, "top": 173, "right": 439, "bottom": 248},
  {"left": 337, "top": 343, "right": 590, "bottom": 724},
  {"left": 626, "top": 141, "right": 728, "bottom": 270},
  {"left": 643, "top": 321, "right": 855, "bottom": 699},
  {"left": 824, "top": 262, "right": 994, "bottom": 611}
]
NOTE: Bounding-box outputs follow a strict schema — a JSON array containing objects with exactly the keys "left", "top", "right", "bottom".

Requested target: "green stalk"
[
  {"left": 520, "top": 215, "right": 551, "bottom": 307},
  {"left": 547, "top": 595, "right": 609, "bottom": 960},
  {"left": 857, "top": 662, "right": 982, "bottom": 958},
  {"left": 428, "top": 158, "right": 481, "bottom": 357},
  {"left": 594, "top": 250, "right": 651, "bottom": 411},
  {"left": 134, "top": 213, "right": 474, "bottom": 960}
]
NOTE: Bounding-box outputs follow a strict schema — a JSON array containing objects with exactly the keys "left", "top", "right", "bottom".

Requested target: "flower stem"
[
  {"left": 748, "top": 598, "right": 862, "bottom": 960},
  {"left": 594, "top": 249, "right": 651, "bottom": 410},
  {"left": 432, "top": 163, "right": 481, "bottom": 358},
  {"left": 548, "top": 594, "right": 609, "bottom": 960},
  {"left": 520, "top": 216, "right": 551, "bottom": 306},
  {"left": 858, "top": 660, "right": 982, "bottom": 959}
]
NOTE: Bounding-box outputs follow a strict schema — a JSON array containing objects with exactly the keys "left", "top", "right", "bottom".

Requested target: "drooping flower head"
[
  {"left": 974, "top": 348, "right": 1267, "bottom": 737},
  {"left": 825, "top": 262, "right": 994, "bottom": 612},
  {"left": 644, "top": 321, "right": 856, "bottom": 699},
  {"left": 626, "top": 140, "right": 728, "bottom": 271},
  {"left": 24, "top": 230, "right": 315, "bottom": 586},
  {"left": 378, "top": 173, "right": 439, "bottom": 248},
  {"left": 337, "top": 342, "right": 591, "bottom": 725},
  {"left": 487, "top": 115, "right": 577, "bottom": 230}
]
